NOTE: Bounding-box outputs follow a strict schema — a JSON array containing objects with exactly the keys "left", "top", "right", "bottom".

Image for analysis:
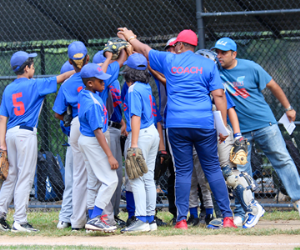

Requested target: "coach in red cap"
[{"left": 117, "top": 28, "right": 236, "bottom": 230}]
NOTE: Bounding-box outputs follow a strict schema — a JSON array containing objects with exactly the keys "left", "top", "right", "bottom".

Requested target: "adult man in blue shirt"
[
  {"left": 212, "top": 37, "right": 300, "bottom": 222},
  {"left": 118, "top": 28, "right": 236, "bottom": 229}
]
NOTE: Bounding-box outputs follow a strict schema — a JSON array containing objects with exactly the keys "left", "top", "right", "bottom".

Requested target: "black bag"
[{"left": 36, "top": 151, "right": 65, "bottom": 202}]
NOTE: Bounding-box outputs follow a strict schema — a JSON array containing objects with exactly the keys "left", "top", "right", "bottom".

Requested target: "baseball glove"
[
  {"left": 103, "top": 38, "right": 129, "bottom": 60},
  {"left": 125, "top": 147, "right": 148, "bottom": 180},
  {"left": 230, "top": 137, "right": 249, "bottom": 165},
  {"left": 63, "top": 105, "right": 72, "bottom": 127},
  {"left": 0, "top": 150, "right": 9, "bottom": 180},
  {"left": 154, "top": 150, "right": 171, "bottom": 181}
]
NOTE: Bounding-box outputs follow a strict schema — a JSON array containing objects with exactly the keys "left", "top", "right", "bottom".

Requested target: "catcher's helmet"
[{"left": 195, "top": 49, "right": 220, "bottom": 69}]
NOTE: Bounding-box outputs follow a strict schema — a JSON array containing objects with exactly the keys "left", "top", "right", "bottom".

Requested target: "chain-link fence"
[{"left": 0, "top": 0, "right": 299, "bottom": 211}]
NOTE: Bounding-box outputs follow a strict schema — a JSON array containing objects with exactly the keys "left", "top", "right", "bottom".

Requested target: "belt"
[
  {"left": 108, "top": 121, "right": 122, "bottom": 130},
  {"left": 19, "top": 125, "right": 34, "bottom": 131}
]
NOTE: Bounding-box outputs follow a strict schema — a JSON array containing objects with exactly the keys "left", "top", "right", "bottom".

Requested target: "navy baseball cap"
[
  {"left": 211, "top": 37, "right": 237, "bottom": 51},
  {"left": 10, "top": 51, "right": 37, "bottom": 72},
  {"left": 80, "top": 63, "right": 111, "bottom": 80},
  {"left": 60, "top": 60, "right": 74, "bottom": 74},
  {"left": 124, "top": 53, "right": 147, "bottom": 70},
  {"left": 68, "top": 41, "right": 87, "bottom": 60},
  {"left": 93, "top": 51, "right": 106, "bottom": 64}
]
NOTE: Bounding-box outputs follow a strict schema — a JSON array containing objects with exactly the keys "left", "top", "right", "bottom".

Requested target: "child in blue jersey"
[
  {"left": 0, "top": 51, "right": 74, "bottom": 232},
  {"left": 77, "top": 63, "right": 119, "bottom": 233},
  {"left": 120, "top": 53, "right": 160, "bottom": 233}
]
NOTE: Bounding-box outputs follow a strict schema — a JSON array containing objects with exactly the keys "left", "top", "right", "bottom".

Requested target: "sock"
[
  {"left": 206, "top": 208, "right": 213, "bottom": 215},
  {"left": 91, "top": 206, "right": 103, "bottom": 219},
  {"left": 126, "top": 191, "right": 136, "bottom": 218},
  {"left": 136, "top": 216, "right": 147, "bottom": 223},
  {"left": 146, "top": 215, "right": 154, "bottom": 223},
  {"left": 88, "top": 209, "right": 93, "bottom": 219},
  {"left": 189, "top": 207, "right": 198, "bottom": 218}
]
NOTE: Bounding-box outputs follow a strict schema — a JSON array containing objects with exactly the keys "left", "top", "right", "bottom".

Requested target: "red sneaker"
[
  {"left": 174, "top": 219, "right": 188, "bottom": 230},
  {"left": 223, "top": 217, "right": 237, "bottom": 228}
]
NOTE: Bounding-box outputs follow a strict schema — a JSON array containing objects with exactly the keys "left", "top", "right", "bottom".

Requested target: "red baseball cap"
[{"left": 169, "top": 30, "right": 198, "bottom": 46}]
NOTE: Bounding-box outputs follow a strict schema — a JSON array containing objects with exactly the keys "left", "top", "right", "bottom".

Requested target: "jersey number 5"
[{"left": 12, "top": 92, "right": 25, "bottom": 116}]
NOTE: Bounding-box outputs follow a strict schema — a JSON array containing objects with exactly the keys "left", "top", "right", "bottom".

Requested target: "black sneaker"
[
  {"left": 114, "top": 216, "right": 126, "bottom": 228},
  {"left": 12, "top": 222, "right": 39, "bottom": 232},
  {"left": 126, "top": 215, "right": 136, "bottom": 227},
  {"left": 205, "top": 214, "right": 214, "bottom": 225},
  {"left": 85, "top": 215, "right": 117, "bottom": 233},
  {"left": 0, "top": 217, "right": 11, "bottom": 232},
  {"left": 121, "top": 218, "right": 150, "bottom": 233},
  {"left": 169, "top": 216, "right": 176, "bottom": 226},
  {"left": 154, "top": 216, "right": 167, "bottom": 227},
  {"left": 187, "top": 214, "right": 200, "bottom": 226}
]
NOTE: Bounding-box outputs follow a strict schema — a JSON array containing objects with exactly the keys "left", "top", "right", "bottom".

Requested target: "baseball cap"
[
  {"left": 60, "top": 60, "right": 74, "bottom": 74},
  {"left": 169, "top": 30, "right": 198, "bottom": 47},
  {"left": 80, "top": 63, "right": 111, "bottom": 80},
  {"left": 164, "top": 37, "right": 177, "bottom": 50},
  {"left": 211, "top": 37, "right": 237, "bottom": 51},
  {"left": 124, "top": 53, "right": 147, "bottom": 70},
  {"left": 93, "top": 51, "right": 106, "bottom": 64},
  {"left": 10, "top": 51, "right": 37, "bottom": 72},
  {"left": 68, "top": 41, "right": 87, "bottom": 60}
]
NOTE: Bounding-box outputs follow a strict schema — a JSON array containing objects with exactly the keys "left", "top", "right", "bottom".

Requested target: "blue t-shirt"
[
  {"left": 225, "top": 90, "right": 235, "bottom": 110},
  {"left": 78, "top": 89, "right": 108, "bottom": 137},
  {"left": 53, "top": 72, "right": 84, "bottom": 118},
  {"left": 219, "top": 58, "right": 275, "bottom": 133},
  {"left": 149, "top": 50, "right": 223, "bottom": 129},
  {"left": 0, "top": 77, "right": 57, "bottom": 130},
  {"left": 98, "top": 62, "right": 120, "bottom": 106},
  {"left": 109, "top": 80, "right": 122, "bottom": 123}
]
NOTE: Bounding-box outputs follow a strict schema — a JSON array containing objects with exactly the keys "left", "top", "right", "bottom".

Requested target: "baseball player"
[
  {"left": 212, "top": 37, "right": 300, "bottom": 222},
  {"left": 0, "top": 51, "right": 74, "bottom": 232},
  {"left": 57, "top": 60, "right": 74, "bottom": 229},
  {"left": 118, "top": 28, "right": 236, "bottom": 229},
  {"left": 120, "top": 53, "right": 160, "bottom": 233}
]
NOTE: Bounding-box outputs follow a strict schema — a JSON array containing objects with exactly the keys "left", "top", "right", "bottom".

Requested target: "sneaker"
[
  {"left": 205, "top": 214, "right": 214, "bottom": 225},
  {"left": 0, "top": 217, "right": 11, "bottom": 232},
  {"left": 12, "top": 222, "right": 39, "bottom": 232},
  {"left": 207, "top": 218, "right": 223, "bottom": 229},
  {"left": 293, "top": 200, "right": 300, "bottom": 216},
  {"left": 126, "top": 215, "right": 136, "bottom": 227},
  {"left": 243, "top": 203, "right": 265, "bottom": 229},
  {"left": 233, "top": 216, "right": 245, "bottom": 227},
  {"left": 121, "top": 218, "right": 150, "bottom": 233},
  {"left": 174, "top": 219, "right": 188, "bottom": 230},
  {"left": 223, "top": 217, "right": 237, "bottom": 228},
  {"left": 85, "top": 215, "right": 117, "bottom": 233},
  {"left": 57, "top": 221, "right": 71, "bottom": 229},
  {"left": 72, "top": 228, "right": 83, "bottom": 231},
  {"left": 187, "top": 214, "right": 200, "bottom": 226},
  {"left": 114, "top": 216, "right": 126, "bottom": 228},
  {"left": 154, "top": 216, "right": 167, "bottom": 226},
  {"left": 169, "top": 216, "right": 176, "bottom": 226},
  {"left": 149, "top": 220, "right": 157, "bottom": 231}
]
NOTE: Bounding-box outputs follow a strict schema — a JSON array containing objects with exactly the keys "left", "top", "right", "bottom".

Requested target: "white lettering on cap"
[{"left": 217, "top": 41, "right": 228, "bottom": 46}]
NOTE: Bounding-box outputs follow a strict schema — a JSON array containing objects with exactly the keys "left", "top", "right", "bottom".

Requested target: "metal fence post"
[{"left": 196, "top": 0, "right": 205, "bottom": 49}]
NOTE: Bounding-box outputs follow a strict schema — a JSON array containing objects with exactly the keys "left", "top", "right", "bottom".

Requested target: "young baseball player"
[
  {"left": 0, "top": 51, "right": 74, "bottom": 232},
  {"left": 120, "top": 53, "right": 160, "bottom": 233},
  {"left": 57, "top": 60, "right": 74, "bottom": 229},
  {"left": 77, "top": 62, "right": 119, "bottom": 233}
]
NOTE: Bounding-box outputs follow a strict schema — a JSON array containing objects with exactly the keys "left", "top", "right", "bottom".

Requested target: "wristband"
[
  {"left": 285, "top": 105, "right": 294, "bottom": 112},
  {"left": 128, "top": 36, "right": 137, "bottom": 42},
  {"left": 234, "top": 132, "right": 242, "bottom": 139}
]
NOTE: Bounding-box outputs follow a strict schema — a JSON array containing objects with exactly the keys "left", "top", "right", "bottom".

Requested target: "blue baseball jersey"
[
  {"left": 0, "top": 77, "right": 57, "bottom": 130},
  {"left": 109, "top": 80, "right": 122, "bottom": 123},
  {"left": 60, "top": 120, "right": 71, "bottom": 137},
  {"left": 78, "top": 89, "right": 108, "bottom": 137},
  {"left": 149, "top": 50, "right": 223, "bottom": 129},
  {"left": 219, "top": 58, "right": 275, "bottom": 133},
  {"left": 98, "top": 62, "right": 120, "bottom": 105},
  {"left": 52, "top": 72, "right": 84, "bottom": 118},
  {"left": 225, "top": 90, "right": 235, "bottom": 110}
]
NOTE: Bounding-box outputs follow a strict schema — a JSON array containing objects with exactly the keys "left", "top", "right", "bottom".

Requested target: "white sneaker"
[
  {"left": 293, "top": 200, "right": 300, "bottom": 216},
  {"left": 243, "top": 202, "right": 265, "bottom": 229},
  {"left": 149, "top": 220, "right": 157, "bottom": 231},
  {"left": 233, "top": 216, "right": 244, "bottom": 227},
  {"left": 121, "top": 218, "right": 150, "bottom": 233},
  {"left": 57, "top": 221, "right": 71, "bottom": 229},
  {"left": 12, "top": 222, "right": 39, "bottom": 233}
]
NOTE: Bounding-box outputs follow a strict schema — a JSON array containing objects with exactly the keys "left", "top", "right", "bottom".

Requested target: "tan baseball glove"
[{"left": 125, "top": 147, "right": 148, "bottom": 180}]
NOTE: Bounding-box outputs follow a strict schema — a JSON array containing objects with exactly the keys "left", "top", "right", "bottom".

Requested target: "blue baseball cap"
[
  {"left": 60, "top": 60, "right": 74, "bottom": 74},
  {"left": 68, "top": 41, "right": 87, "bottom": 60},
  {"left": 93, "top": 51, "right": 106, "bottom": 64},
  {"left": 211, "top": 37, "right": 237, "bottom": 52},
  {"left": 10, "top": 51, "right": 37, "bottom": 72},
  {"left": 124, "top": 53, "right": 147, "bottom": 70},
  {"left": 80, "top": 63, "right": 111, "bottom": 80}
]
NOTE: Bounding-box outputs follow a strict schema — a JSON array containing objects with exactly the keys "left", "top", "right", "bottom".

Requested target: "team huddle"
[{"left": 0, "top": 27, "right": 300, "bottom": 233}]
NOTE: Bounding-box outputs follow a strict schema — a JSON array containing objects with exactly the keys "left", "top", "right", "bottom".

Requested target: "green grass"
[
  {"left": 0, "top": 247, "right": 125, "bottom": 250},
  {"left": 1, "top": 209, "right": 299, "bottom": 237}
]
